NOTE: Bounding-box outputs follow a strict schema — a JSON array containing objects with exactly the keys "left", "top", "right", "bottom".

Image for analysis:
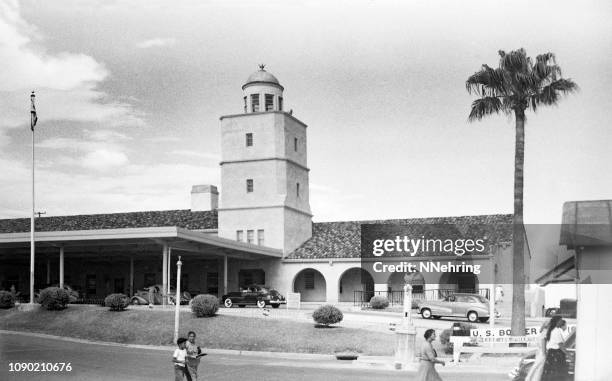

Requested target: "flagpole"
[{"left": 29, "top": 91, "right": 36, "bottom": 305}]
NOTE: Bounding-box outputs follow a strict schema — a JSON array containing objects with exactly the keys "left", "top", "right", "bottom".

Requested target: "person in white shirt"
[
  {"left": 542, "top": 317, "right": 569, "bottom": 381},
  {"left": 172, "top": 338, "right": 191, "bottom": 381}
]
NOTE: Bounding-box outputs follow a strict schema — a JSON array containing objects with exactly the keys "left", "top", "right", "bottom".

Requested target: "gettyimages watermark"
[{"left": 359, "top": 223, "right": 612, "bottom": 286}]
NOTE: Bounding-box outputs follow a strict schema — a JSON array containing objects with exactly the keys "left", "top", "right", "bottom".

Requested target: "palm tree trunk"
[{"left": 511, "top": 108, "right": 526, "bottom": 340}]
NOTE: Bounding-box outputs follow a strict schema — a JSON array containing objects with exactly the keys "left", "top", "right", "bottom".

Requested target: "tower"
[{"left": 218, "top": 66, "right": 312, "bottom": 254}]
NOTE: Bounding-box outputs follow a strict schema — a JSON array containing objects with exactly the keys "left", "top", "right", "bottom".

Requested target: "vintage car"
[
  {"left": 545, "top": 298, "right": 577, "bottom": 319},
  {"left": 417, "top": 293, "right": 499, "bottom": 323},
  {"left": 130, "top": 284, "right": 191, "bottom": 305},
  {"left": 222, "top": 285, "right": 286, "bottom": 308},
  {"left": 509, "top": 329, "right": 576, "bottom": 380}
]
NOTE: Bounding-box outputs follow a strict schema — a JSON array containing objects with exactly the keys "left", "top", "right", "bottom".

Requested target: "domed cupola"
[{"left": 242, "top": 64, "right": 284, "bottom": 113}]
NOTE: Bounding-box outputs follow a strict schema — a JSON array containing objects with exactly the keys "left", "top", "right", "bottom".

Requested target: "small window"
[
  {"left": 247, "top": 230, "right": 254, "bottom": 244},
  {"left": 278, "top": 97, "right": 283, "bottom": 111},
  {"left": 246, "top": 179, "right": 253, "bottom": 193},
  {"left": 304, "top": 271, "right": 315, "bottom": 289},
  {"left": 257, "top": 229, "right": 264, "bottom": 246},
  {"left": 251, "top": 94, "right": 260, "bottom": 112},
  {"left": 236, "top": 230, "right": 244, "bottom": 242},
  {"left": 294, "top": 137, "right": 298, "bottom": 152},
  {"left": 243, "top": 96, "right": 247, "bottom": 113},
  {"left": 296, "top": 182, "right": 300, "bottom": 198},
  {"left": 246, "top": 133, "right": 253, "bottom": 147},
  {"left": 265, "top": 94, "right": 274, "bottom": 111}
]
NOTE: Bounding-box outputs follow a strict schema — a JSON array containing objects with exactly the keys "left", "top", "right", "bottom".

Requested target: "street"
[{"left": 0, "top": 333, "right": 509, "bottom": 381}]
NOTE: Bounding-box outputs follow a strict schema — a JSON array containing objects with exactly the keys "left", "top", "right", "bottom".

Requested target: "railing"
[{"left": 354, "top": 288, "right": 490, "bottom": 307}]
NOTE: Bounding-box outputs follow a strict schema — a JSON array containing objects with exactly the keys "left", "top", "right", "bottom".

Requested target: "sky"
[{"left": 0, "top": 0, "right": 611, "bottom": 223}]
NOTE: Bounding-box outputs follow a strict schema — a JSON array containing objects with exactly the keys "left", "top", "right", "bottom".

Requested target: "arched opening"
[
  {"left": 438, "top": 272, "right": 479, "bottom": 298},
  {"left": 293, "top": 268, "right": 327, "bottom": 302},
  {"left": 387, "top": 270, "right": 426, "bottom": 305},
  {"left": 338, "top": 268, "right": 374, "bottom": 302}
]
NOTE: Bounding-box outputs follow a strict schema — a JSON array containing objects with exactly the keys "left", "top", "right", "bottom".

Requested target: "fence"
[{"left": 354, "top": 288, "right": 490, "bottom": 307}]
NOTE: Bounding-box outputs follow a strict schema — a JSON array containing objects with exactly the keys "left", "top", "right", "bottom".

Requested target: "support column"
[
  {"left": 162, "top": 244, "right": 168, "bottom": 307},
  {"left": 46, "top": 258, "right": 51, "bottom": 285},
  {"left": 129, "top": 255, "right": 134, "bottom": 297},
  {"left": 223, "top": 255, "right": 228, "bottom": 296},
  {"left": 59, "top": 246, "right": 64, "bottom": 288},
  {"left": 167, "top": 248, "right": 172, "bottom": 295}
]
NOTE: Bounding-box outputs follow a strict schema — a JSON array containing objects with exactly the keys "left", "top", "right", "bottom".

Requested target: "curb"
[{"left": 0, "top": 330, "right": 335, "bottom": 361}]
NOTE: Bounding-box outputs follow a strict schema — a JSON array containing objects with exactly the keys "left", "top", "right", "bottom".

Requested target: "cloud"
[
  {"left": 136, "top": 38, "right": 176, "bottom": 49},
  {"left": 169, "top": 150, "right": 220, "bottom": 161},
  {"left": 81, "top": 150, "right": 129, "bottom": 171},
  {"left": 0, "top": 0, "right": 144, "bottom": 132}
]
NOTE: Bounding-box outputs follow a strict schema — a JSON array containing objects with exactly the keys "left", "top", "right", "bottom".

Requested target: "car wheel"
[
  {"left": 271, "top": 303, "right": 280, "bottom": 309},
  {"left": 130, "top": 297, "right": 141, "bottom": 305},
  {"left": 421, "top": 308, "right": 432, "bottom": 319},
  {"left": 224, "top": 298, "right": 233, "bottom": 308},
  {"left": 479, "top": 317, "right": 489, "bottom": 323},
  {"left": 256, "top": 300, "right": 266, "bottom": 308},
  {"left": 467, "top": 311, "right": 479, "bottom": 323}
]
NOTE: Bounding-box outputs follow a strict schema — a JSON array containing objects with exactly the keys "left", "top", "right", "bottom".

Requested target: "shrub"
[
  {"left": 369, "top": 295, "right": 389, "bottom": 309},
  {"left": 0, "top": 290, "right": 15, "bottom": 309},
  {"left": 191, "top": 294, "right": 219, "bottom": 317},
  {"left": 312, "top": 305, "right": 343, "bottom": 326},
  {"left": 104, "top": 293, "right": 130, "bottom": 311},
  {"left": 38, "top": 287, "right": 70, "bottom": 310}
]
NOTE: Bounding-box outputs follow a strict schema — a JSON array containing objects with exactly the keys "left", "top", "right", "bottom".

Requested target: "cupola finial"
[{"left": 258, "top": 63, "right": 266, "bottom": 71}]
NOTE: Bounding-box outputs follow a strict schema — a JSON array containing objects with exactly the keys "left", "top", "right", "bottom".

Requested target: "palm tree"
[{"left": 466, "top": 49, "right": 577, "bottom": 337}]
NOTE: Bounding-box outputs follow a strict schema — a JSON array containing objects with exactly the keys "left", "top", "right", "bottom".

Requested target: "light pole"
[
  {"left": 173, "top": 256, "right": 182, "bottom": 344},
  {"left": 29, "top": 91, "right": 38, "bottom": 305},
  {"left": 394, "top": 272, "right": 417, "bottom": 370}
]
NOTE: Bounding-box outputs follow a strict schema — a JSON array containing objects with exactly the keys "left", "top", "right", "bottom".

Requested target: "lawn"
[{"left": 0, "top": 306, "right": 395, "bottom": 355}]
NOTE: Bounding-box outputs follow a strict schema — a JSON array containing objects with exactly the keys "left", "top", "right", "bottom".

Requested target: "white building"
[{"left": 0, "top": 67, "right": 526, "bottom": 311}]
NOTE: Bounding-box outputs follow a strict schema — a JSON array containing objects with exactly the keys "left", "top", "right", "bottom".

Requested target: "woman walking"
[
  {"left": 416, "top": 329, "right": 445, "bottom": 381},
  {"left": 542, "top": 317, "right": 569, "bottom": 381}
]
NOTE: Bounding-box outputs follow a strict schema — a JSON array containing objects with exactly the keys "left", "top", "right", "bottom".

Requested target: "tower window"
[
  {"left": 246, "top": 133, "right": 253, "bottom": 147},
  {"left": 250, "top": 94, "right": 260, "bottom": 112},
  {"left": 294, "top": 137, "right": 298, "bottom": 152},
  {"left": 236, "top": 230, "right": 244, "bottom": 242},
  {"left": 246, "top": 179, "right": 253, "bottom": 193},
  {"left": 243, "top": 96, "right": 247, "bottom": 113},
  {"left": 257, "top": 229, "right": 264, "bottom": 246},
  {"left": 247, "top": 230, "right": 254, "bottom": 244},
  {"left": 296, "top": 182, "right": 300, "bottom": 198},
  {"left": 265, "top": 94, "right": 274, "bottom": 111},
  {"left": 278, "top": 97, "right": 283, "bottom": 111}
]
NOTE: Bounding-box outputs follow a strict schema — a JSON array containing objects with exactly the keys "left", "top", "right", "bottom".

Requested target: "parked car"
[
  {"left": 130, "top": 284, "right": 191, "bottom": 305},
  {"left": 545, "top": 298, "right": 577, "bottom": 318},
  {"left": 222, "top": 284, "right": 286, "bottom": 308},
  {"left": 417, "top": 293, "right": 500, "bottom": 323},
  {"left": 509, "top": 329, "right": 576, "bottom": 380}
]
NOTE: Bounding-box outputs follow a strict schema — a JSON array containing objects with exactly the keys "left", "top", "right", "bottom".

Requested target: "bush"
[
  {"left": 191, "top": 294, "right": 219, "bottom": 317},
  {"left": 312, "top": 305, "right": 343, "bottom": 326},
  {"left": 104, "top": 293, "right": 129, "bottom": 311},
  {"left": 369, "top": 295, "right": 389, "bottom": 309},
  {"left": 38, "top": 287, "right": 70, "bottom": 310},
  {"left": 0, "top": 290, "right": 15, "bottom": 309}
]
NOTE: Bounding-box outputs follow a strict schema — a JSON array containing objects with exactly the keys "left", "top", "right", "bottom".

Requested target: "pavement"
[{"left": 1, "top": 331, "right": 517, "bottom": 381}]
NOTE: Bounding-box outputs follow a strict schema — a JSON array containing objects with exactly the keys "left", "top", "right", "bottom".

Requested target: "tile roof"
[
  {"left": 287, "top": 214, "right": 514, "bottom": 259},
  {"left": 0, "top": 209, "right": 218, "bottom": 234}
]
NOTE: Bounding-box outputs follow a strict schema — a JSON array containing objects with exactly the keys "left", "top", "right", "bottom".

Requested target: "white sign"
[
  {"left": 476, "top": 336, "right": 540, "bottom": 344},
  {"left": 286, "top": 292, "right": 301, "bottom": 309},
  {"left": 471, "top": 326, "right": 540, "bottom": 337}
]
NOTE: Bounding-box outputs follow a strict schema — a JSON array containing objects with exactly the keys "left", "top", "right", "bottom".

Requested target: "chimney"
[{"left": 191, "top": 185, "right": 219, "bottom": 211}]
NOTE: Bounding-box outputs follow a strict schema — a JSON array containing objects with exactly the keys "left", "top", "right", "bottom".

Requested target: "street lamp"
[
  {"left": 29, "top": 91, "right": 38, "bottom": 305},
  {"left": 173, "top": 256, "right": 182, "bottom": 344},
  {"left": 394, "top": 272, "right": 417, "bottom": 370}
]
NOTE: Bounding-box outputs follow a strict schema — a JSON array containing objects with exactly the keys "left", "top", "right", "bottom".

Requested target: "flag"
[{"left": 30, "top": 91, "right": 37, "bottom": 131}]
